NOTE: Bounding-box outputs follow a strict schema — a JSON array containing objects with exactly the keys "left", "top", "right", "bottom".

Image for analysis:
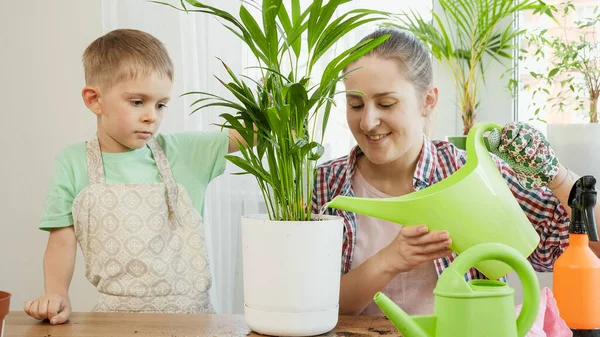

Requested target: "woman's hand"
[
  {"left": 381, "top": 225, "right": 453, "bottom": 274},
  {"left": 489, "top": 122, "right": 560, "bottom": 190}
]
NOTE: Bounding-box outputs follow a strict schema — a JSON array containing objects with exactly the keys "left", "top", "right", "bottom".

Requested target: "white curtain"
[{"left": 100, "top": 0, "right": 431, "bottom": 314}]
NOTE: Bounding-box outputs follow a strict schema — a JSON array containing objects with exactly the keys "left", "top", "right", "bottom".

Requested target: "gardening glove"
[{"left": 488, "top": 122, "right": 560, "bottom": 190}]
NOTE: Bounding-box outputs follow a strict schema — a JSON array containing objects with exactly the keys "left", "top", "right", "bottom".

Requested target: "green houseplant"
[
  {"left": 522, "top": 1, "right": 600, "bottom": 124},
  {"left": 156, "top": 1, "right": 392, "bottom": 335},
  {"left": 390, "top": 0, "right": 553, "bottom": 138},
  {"left": 158, "top": 0, "right": 389, "bottom": 222}
]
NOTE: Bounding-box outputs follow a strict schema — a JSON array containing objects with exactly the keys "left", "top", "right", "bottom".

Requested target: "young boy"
[{"left": 24, "top": 29, "right": 244, "bottom": 324}]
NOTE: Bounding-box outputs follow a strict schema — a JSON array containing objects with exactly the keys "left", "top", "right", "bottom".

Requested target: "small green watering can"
[
  {"left": 375, "top": 243, "right": 540, "bottom": 337},
  {"left": 327, "top": 122, "right": 540, "bottom": 279}
]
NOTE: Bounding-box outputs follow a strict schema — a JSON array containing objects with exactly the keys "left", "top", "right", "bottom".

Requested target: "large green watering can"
[
  {"left": 327, "top": 122, "right": 540, "bottom": 279},
  {"left": 374, "top": 243, "right": 540, "bottom": 337}
]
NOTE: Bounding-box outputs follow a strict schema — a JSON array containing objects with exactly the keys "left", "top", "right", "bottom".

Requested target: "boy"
[{"left": 24, "top": 29, "right": 245, "bottom": 324}]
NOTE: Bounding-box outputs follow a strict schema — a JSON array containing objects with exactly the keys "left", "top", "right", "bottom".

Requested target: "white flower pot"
[
  {"left": 241, "top": 214, "right": 344, "bottom": 336},
  {"left": 548, "top": 124, "right": 600, "bottom": 180}
]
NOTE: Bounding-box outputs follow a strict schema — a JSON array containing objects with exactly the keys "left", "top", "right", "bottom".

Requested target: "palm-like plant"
[
  {"left": 156, "top": 0, "right": 392, "bottom": 221},
  {"left": 390, "top": 0, "right": 553, "bottom": 135}
]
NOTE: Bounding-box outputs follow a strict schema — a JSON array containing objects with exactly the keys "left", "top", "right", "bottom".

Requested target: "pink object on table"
[{"left": 515, "top": 287, "right": 572, "bottom": 337}]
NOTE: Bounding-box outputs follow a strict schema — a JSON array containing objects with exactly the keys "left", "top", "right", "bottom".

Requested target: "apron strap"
[
  {"left": 85, "top": 136, "right": 182, "bottom": 226},
  {"left": 147, "top": 138, "right": 182, "bottom": 226},
  {"left": 86, "top": 135, "right": 106, "bottom": 185}
]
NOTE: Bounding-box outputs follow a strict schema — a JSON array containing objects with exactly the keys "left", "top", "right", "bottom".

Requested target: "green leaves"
[
  {"left": 390, "top": 0, "right": 554, "bottom": 134},
  {"left": 240, "top": 6, "right": 268, "bottom": 55},
  {"left": 156, "top": 0, "right": 391, "bottom": 221}
]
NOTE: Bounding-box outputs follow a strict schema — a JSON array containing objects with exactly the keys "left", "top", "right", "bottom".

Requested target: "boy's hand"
[
  {"left": 24, "top": 294, "right": 71, "bottom": 324},
  {"left": 228, "top": 127, "right": 257, "bottom": 153},
  {"left": 488, "top": 122, "right": 560, "bottom": 189}
]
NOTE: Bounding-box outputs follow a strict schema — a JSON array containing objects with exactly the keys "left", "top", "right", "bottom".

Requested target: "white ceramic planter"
[
  {"left": 241, "top": 214, "right": 344, "bottom": 336},
  {"left": 548, "top": 124, "right": 600, "bottom": 180}
]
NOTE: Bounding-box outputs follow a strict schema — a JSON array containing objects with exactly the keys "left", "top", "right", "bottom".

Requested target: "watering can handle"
[
  {"left": 466, "top": 122, "right": 502, "bottom": 157},
  {"left": 449, "top": 243, "right": 540, "bottom": 337}
]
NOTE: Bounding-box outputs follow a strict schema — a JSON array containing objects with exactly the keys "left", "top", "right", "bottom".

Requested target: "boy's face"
[{"left": 84, "top": 72, "right": 173, "bottom": 153}]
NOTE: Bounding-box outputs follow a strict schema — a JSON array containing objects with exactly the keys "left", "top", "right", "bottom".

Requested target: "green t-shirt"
[{"left": 40, "top": 131, "right": 229, "bottom": 231}]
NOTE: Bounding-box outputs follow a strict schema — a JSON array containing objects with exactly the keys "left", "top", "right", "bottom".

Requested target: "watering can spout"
[
  {"left": 325, "top": 195, "right": 357, "bottom": 213},
  {"left": 373, "top": 292, "right": 435, "bottom": 337},
  {"left": 327, "top": 196, "right": 405, "bottom": 224}
]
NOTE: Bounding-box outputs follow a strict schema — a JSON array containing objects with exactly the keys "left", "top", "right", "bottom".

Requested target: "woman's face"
[{"left": 344, "top": 56, "right": 438, "bottom": 166}]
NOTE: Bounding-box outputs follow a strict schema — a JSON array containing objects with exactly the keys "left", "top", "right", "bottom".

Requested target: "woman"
[{"left": 313, "top": 27, "right": 600, "bottom": 316}]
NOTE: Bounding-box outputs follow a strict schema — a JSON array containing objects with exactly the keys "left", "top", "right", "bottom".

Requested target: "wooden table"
[{"left": 4, "top": 312, "right": 402, "bottom": 337}]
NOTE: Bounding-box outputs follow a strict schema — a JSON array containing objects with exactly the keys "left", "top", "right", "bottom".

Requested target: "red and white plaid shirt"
[{"left": 312, "top": 136, "right": 570, "bottom": 281}]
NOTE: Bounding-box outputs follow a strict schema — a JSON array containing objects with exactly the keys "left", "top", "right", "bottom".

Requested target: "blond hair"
[{"left": 82, "top": 29, "right": 174, "bottom": 90}]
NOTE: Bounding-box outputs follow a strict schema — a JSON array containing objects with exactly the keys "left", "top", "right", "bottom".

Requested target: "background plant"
[
  {"left": 390, "top": 0, "right": 554, "bottom": 135},
  {"left": 521, "top": 1, "right": 600, "bottom": 123},
  {"left": 157, "top": 0, "right": 392, "bottom": 221}
]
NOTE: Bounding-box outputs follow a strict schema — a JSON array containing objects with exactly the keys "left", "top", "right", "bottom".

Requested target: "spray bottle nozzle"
[
  {"left": 581, "top": 176, "right": 597, "bottom": 190},
  {"left": 568, "top": 175, "right": 599, "bottom": 241}
]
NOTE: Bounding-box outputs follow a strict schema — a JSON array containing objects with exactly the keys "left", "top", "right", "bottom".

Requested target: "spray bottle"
[{"left": 553, "top": 175, "right": 600, "bottom": 336}]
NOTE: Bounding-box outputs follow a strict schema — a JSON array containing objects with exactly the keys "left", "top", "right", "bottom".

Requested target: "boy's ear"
[{"left": 82, "top": 86, "right": 102, "bottom": 116}]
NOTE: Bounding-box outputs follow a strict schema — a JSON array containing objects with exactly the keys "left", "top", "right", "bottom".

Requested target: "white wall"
[{"left": 0, "top": 1, "right": 103, "bottom": 311}]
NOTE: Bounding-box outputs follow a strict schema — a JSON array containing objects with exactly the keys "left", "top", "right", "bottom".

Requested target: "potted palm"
[
  {"left": 389, "top": 0, "right": 553, "bottom": 147},
  {"left": 521, "top": 1, "right": 600, "bottom": 180},
  {"left": 156, "top": 0, "right": 391, "bottom": 335}
]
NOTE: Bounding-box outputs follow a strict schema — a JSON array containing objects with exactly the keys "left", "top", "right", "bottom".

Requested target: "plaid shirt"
[{"left": 312, "top": 136, "right": 570, "bottom": 281}]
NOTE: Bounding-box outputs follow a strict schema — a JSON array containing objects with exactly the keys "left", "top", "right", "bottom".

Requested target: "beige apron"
[{"left": 72, "top": 136, "right": 213, "bottom": 313}]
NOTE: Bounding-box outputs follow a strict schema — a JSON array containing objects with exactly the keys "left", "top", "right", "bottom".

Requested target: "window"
[{"left": 517, "top": 0, "right": 600, "bottom": 130}]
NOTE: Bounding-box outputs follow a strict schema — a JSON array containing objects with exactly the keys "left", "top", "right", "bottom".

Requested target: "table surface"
[{"left": 4, "top": 311, "right": 402, "bottom": 336}]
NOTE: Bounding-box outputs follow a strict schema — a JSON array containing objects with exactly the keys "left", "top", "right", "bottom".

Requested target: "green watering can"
[
  {"left": 375, "top": 243, "right": 540, "bottom": 337},
  {"left": 327, "top": 122, "right": 540, "bottom": 280}
]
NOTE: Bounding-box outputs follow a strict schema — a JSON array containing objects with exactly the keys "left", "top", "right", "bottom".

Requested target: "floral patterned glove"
[{"left": 488, "top": 122, "right": 560, "bottom": 190}]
